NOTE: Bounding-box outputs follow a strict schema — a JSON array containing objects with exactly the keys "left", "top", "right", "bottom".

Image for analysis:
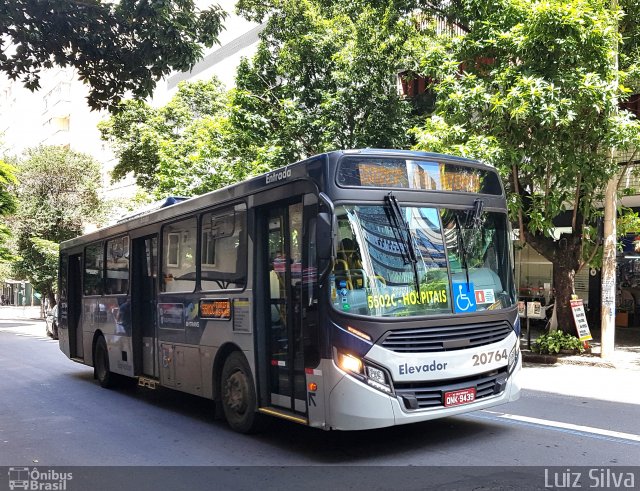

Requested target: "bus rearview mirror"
[{"left": 317, "top": 212, "right": 334, "bottom": 260}]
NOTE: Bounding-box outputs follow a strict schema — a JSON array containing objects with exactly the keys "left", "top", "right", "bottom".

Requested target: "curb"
[
  {"left": 522, "top": 350, "right": 618, "bottom": 369},
  {"left": 521, "top": 351, "right": 558, "bottom": 365}
]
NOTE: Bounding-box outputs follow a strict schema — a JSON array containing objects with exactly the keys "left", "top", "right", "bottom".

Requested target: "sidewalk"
[
  {"left": 521, "top": 319, "right": 640, "bottom": 371},
  {"left": 0, "top": 305, "right": 44, "bottom": 321}
]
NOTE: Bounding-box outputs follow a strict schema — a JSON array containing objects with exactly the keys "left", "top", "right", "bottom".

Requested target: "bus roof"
[{"left": 60, "top": 149, "right": 497, "bottom": 250}]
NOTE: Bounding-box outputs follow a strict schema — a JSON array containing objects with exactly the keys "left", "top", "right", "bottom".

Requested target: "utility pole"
[
  {"left": 600, "top": 0, "right": 618, "bottom": 359},
  {"left": 601, "top": 178, "right": 616, "bottom": 359}
]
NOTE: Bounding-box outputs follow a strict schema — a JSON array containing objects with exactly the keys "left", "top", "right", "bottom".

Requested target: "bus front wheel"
[
  {"left": 94, "top": 336, "right": 115, "bottom": 389},
  {"left": 221, "top": 351, "right": 260, "bottom": 433}
]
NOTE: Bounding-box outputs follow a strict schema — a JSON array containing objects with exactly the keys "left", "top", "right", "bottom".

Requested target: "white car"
[{"left": 45, "top": 304, "right": 58, "bottom": 339}]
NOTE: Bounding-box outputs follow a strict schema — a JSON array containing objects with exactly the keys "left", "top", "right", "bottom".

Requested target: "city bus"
[{"left": 57, "top": 149, "right": 521, "bottom": 433}]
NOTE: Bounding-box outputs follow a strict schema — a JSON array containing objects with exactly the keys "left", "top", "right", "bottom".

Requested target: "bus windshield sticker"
[
  {"left": 200, "top": 298, "right": 232, "bottom": 320},
  {"left": 474, "top": 289, "right": 495, "bottom": 304},
  {"left": 452, "top": 282, "right": 477, "bottom": 313}
]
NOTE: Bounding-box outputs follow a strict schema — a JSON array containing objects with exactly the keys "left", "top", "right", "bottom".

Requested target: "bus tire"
[
  {"left": 220, "top": 351, "right": 261, "bottom": 433},
  {"left": 94, "top": 335, "right": 115, "bottom": 389}
]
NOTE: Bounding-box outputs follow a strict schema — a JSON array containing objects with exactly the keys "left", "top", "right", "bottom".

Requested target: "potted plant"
[{"left": 531, "top": 330, "right": 586, "bottom": 355}]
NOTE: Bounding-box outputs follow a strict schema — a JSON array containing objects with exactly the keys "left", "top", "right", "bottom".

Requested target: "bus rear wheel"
[
  {"left": 94, "top": 335, "right": 115, "bottom": 389},
  {"left": 221, "top": 351, "right": 261, "bottom": 433}
]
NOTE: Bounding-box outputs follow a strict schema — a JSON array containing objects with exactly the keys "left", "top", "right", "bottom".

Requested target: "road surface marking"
[{"left": 471, "top": 410, "right": 640, "bottom": 445}]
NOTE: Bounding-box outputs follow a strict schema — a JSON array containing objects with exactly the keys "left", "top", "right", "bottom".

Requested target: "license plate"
[{"left": 444, "top": 387, "right": 476, "bottom": 407}]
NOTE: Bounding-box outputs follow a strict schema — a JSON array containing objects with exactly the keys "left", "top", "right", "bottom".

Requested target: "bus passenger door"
[
  {"left": 131, "top": 235, "right": 158, "bottom": 378},
  {"left": 68, "top": 254, "right": 83, "bottom": 359},
  {"left": 263, "top": 200, "right": 308, "bottom": 415}
]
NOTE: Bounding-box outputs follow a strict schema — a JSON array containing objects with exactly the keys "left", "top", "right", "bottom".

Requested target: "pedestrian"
[{"left": 1, "top": 294, "right": 5, "bottom": 306}]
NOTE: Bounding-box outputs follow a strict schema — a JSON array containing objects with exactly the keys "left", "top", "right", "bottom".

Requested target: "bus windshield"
[{"left": 331, "top": 204, "right": 516, "bottom": 318}]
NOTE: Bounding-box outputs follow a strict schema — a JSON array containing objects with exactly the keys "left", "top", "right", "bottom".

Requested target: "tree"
[
  {"left": 0, "top": 159, "right": 18, "bottom": 261},
  {"left": 228, "top": 0, "right": 416, "bottom": 170},
  {"left": 103, "top": 1, "right": 419, "bottom": 193},
  {"left": 0, "top": 0, "right": 226, "bottom": 111},
  {"left": 411, "top": 0, "right": 640, "bottom": 331},
  {"left": 619, "top": 0, "right": 640, "bottom": 91},
  {"left": 99, "top": 78, "right": 242, "bottom": 197},
  {"left": 11, "top": 146, "right": 104, "bottom": 305}
]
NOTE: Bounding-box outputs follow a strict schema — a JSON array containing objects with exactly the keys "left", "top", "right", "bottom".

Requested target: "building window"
[
  {"left": 621, "top": 93, "right": 640, "bottom": 118},
  {"left": 398, "top": 71, "right": 429, "bottom": 99},
  {"left": 397, "top": 70, "right": 436, "bottom": 114}
]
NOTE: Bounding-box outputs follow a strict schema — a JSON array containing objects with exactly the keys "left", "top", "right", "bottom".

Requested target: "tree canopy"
[
  {"left": 228, "top": 0, "right": 415, "bottom": 170},
  {"left": 0, "top": 159, "right": 18, "bottom": 262},
  {"left": 0, "top": 0, "right": 226, "bottom": 111},
  {"left": 102, "top": 1, "right": 420, "bottom": 196},
  {"left": 411, "top": 0, "right": 640, "bottom": 329},
  {"left": 10, "top": 146, "right": 104, "bottom": 304},
  {"left": 99, "top": 78, "right": 239, "bottom": 197},
  {"left": 96, "top": 0, "right": 640, "bottom": 331}
]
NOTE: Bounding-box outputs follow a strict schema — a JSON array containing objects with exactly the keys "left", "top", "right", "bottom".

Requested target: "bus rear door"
[{"left": 131, "top": 235, "right": 158, "bottom": 378}]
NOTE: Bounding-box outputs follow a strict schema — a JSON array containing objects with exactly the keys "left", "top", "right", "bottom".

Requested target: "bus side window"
[
  {"left": 84, "top": 242, "right": 104, "bottom": 296},
  {"left": 161, "top": 217, "right": 197, "bottom": 293},
  {"left": 105, "top": 236, "right": 129, "bottom": 295},
  {"left": 200, "top": 204, "right": 247, "bottom": 291}
]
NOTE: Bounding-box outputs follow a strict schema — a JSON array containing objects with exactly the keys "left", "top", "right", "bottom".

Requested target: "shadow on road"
[
  {"left": 251, "top": 416, "right": 508, "bottom": 464},
  {"left": 67, "top": 369, "right": 510, "bottom": 464}
]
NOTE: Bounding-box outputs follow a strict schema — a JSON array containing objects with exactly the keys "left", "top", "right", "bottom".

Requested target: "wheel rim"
[{"left": 224, "top": 369, "right": 249, "bottom": 416}]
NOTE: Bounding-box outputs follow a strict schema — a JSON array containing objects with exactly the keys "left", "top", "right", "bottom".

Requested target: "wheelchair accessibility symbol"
[{"left": 453, "top": 282, "right": 477, "bottom": 313}]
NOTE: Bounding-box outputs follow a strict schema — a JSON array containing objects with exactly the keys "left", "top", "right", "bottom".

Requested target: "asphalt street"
[{"left": 1, "top": 309, "right": 639, "bottom": 490}]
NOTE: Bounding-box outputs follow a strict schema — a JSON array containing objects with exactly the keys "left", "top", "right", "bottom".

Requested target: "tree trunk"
[
  {"left": 526, "top": 231, "right": 581, "bottom": 335},
  {"left": 553, "top": 262, "right": 576, "bottom": 334}
]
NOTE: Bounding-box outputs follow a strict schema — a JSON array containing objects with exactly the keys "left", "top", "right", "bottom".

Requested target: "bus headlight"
[
  {"left": 334, "top": 348, "right": 393, "bottom": 394},
  {"left": 336, "top": 350, "right": 364, "bottom": 374}
]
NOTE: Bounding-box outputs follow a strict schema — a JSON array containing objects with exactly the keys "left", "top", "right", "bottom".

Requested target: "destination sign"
[{"left": 200, "top": 298, "right": 232, "bottom": 320}]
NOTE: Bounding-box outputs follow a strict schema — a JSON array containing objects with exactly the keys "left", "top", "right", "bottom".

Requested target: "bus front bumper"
[{"left": 327, "top": 356, "right": 521, "bottom": 431}]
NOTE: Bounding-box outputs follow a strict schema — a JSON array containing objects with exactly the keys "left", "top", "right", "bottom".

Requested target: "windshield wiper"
[
  {"left": 384, "top": 193, "right": 421, "bottom": 297},
  {"left": 454, "top": 214, "right": 471, "bottom": 287},
  {"left": 468, "top": 198, "right": 485, "bottom": 228},
  {"left": 457, "top": 198, "right": 485, "bottom": 288},
  {"left": 385, "top": 193, "right": 417, "bottom": 263}
]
